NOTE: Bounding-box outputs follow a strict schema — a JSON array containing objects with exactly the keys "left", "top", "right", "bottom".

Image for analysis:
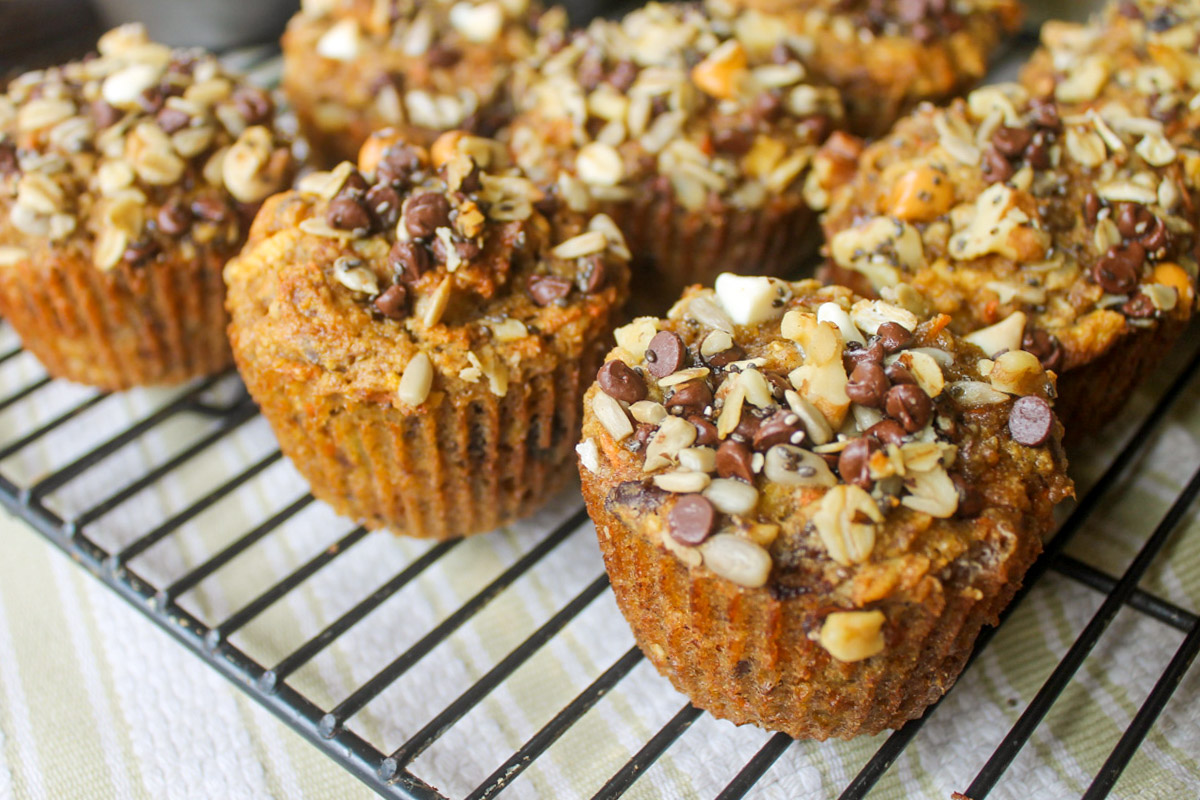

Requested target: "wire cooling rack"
[{"left": 3, "top": 24, "right": 1200, "bottom": 800}]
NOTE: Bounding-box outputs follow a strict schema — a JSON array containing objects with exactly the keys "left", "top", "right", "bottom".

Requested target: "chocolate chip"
[
  {"left": 432, "top": 235, "right": 480, "bottom": 265},
  {"left": 191, "top": 195, "right": 230, "bottom": 222},
  {"left": 389, "top": 240, "right": 430, "bottom": 285},
  {"left": 232, "top": 86, "right": 272, "bottom": 125},
  {"left": 528, "top": 274, "right": 573, "bottom": 306},
  {"left": 426, "top": 42, "right": 462, "bottom": 68},
  {"left": 688, "top": 416, "right": 718, "bottom": 446},
  {"left": 138, "top": 87, "right": 164, "bottom": 114},
  {"left": 1092, "top": 242, "right": 1144, "bottom": 294},
  {"left": 645, "top": 331, "right": 687, "bottom": 378},
  {"left": 1084, "top": 192, "right": 1102, "bottom": 227},
  {"left": 633, "top": 423, "right": 656, "bottom": 449},
  {"left": 1008, "top": 395, "right": 1053, "bottom": 446},
  {"left": 716, "top": 439, "right": 754, "bottom": 483},
  {"left": 865, "top": 418, "right": 907, "bottom": 446},
  {"left": 842, "top": 338, "right": 885, "bottom": 372},
  {"left": 951, "top": 473, "right": 984, "bottom": 518},
  {"left": 751, "top": 91, "right": 784, "bottom": 124},
  {"left": 668, "top": 495, "right": 717, "bottom": 546},
  {"left": 373, "top": 284, "right": 408, "bottom": 320},
  {"left": 581, "top": 255, "right": 606, "bottom": 293},
  {"left": 0, "top": 142, "right": 16, "bottom": 175},
  {"left": 122, "top": 238, "right": 159, "bottom": 266},
  {"left": 341, "top": 170, "right": 370, "bottom": 196},
  {"left": 1025, "top": 131, "right": 1053, "bottom": 169},
  {"left": 596, "top": 360, "right": 646, "bottom": 404},
  {"left": 838, "top": 437, "right": 881, "bottom": 489},
  {"left": 326, "top": 195, "right": 371, "bottom": 231},
  {"left": 91, "top": 99, "right": 121, "bottom": 129},
  {"left": 1029, "top": 98, "right": 1061, "bottom": 131},
  {"left": 1116, "top": 203, "right": 1152, "bottom": 238},
  {"left": 885, "top": 362, "right": 916, "bottom": 386},
  {"left": 712, "top": 126, "right": 754, "bottom": 155},
  {"left": 885, "top": 384, "right": 933, "bottom": 432},
  {"left": 666, "top": 380, "right": 713, "bottom": 412},
  {"left": 752, "top": 410, "right": 805, "bottom": 451},
  {"left": 155, "top": 106, "right": 190, "bottom": 134},
  {"left": 377, "top": 144, "right": 422, "bottom": 187},
  {"left": 875, "top": 322, "right": 914, "bottom": 354},
  {"left": 992, "top": 125, "right": 1033, "bottom": 157},
  {"left": 1139, "top": 216, "right": 1170, "bottom": 254},
  {"left": 607, "top": 60, "right": 638, "bottom": 92},
  {"left": 404, "top": 192, "right": 451, "bottom": 238},
  {"left": 732, "top": 412, "right": 762, "bottom": 443},
  {"left": 1122, "top": 292, "right": 1158, "bottom": 318},
  {"left": 981, "top": 147, "right": 1013, "bottom": 184},
  {"left": 705, "top": 344, "right": 746, "bottom": 368},
  {"left": 1022, "top": 329, "right": 1064, "bottom": 372},
  {"left": 155, "top": 200, "right": 191, "bottom": 236},
  {"left": 365, "top": 184, "right": 402, "bottom": 228},
  {"left": 846, "top": 362, "right": 890, "bottom": 408}
]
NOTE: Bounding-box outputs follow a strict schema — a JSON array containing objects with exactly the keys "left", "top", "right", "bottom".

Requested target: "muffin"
[
  {"left": 577, "top": 276, "right": 1072, "bottom": 739},
  {"left": 0, "top": 25, "right": 295, "bottom": 390},
  {"left": 818, "top": 85, "right": 1198, "bottom": 439},
  {"left": 1021, "top": 0, "right": 1200, "bottom": 151},
  {"left": 225, "top": 131, "right": 630, "bottom": 539},
  {"left": 705, "top": 0, "right": 1025, "bottom": 137},
  {"left": 506, "top": 2, "right": 845, "bottom": 311},
  {"left": 282, "top": 0, "right": 560, "bottom": 166}
]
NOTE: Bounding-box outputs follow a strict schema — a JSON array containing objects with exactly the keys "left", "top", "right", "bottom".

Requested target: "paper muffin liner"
[
  {"left": 581, "top": 477, "right": 1047, "bottom": 739},
  {"left": 235, "top": 333, "right": 610, "bottom": 540},
  {"left": 602, "top": 187, "right": 820, "bottom": 316},
  {"left": 0, "top": 247, "right": 232, "bottom": 390}
]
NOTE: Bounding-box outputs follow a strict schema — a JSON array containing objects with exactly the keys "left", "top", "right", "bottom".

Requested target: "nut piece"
[
  {"left": 988, "top": 350, "right": 1046, "bottom": 396},
  {"left": 592, "top": 391, "right": 634, "bottom": 441},
  {"left": 964, "top": 311, "right": 1026, "bottom": 358},
  {"left": 714, "top": 273, "right": 792, "bottom": 326},
  {"left": 644, "top": 416, "right": 697, "bottom": 472},
  {"left": 223, "top": 126, "right": 290, "bottom": 203},
  {"left": 576, "top": 142, "right": 624, "bottom": 187},
  {"left": 819, "top": 610, "right": 886, "bottom": 663},
  {"left": 900, "top": 466, "right": 959, "bottom": 518},
  {"left": 397, "top": 351, "right": 434, "bottom": 407},
  {"left": 811, "top": 484, "right": 882, "bottom": 566},
  {"left": 576, "top": 438, "right": 600, "bottom": 474},
  {"left": 449, "top": 1, "right": 504, "bottom": 43},
  {"left": 316, "top": 18, "right": 364, "bottom": 61},
  {"left": 817, "top": 302, "right": 865, "bottom": 346},
  {"left": 332, "top": 256, "right": 379, "bottom": 294},
  {"left": 763, "top": 444, "right": 836, "bottom": 488},
  {"left": 700, "top": 534, "right": 771, "bottom": 588},
  {"left": 690, "top": 40, "right": 747, "bottom": 100},
  {"left": 703, "top": 478, "right": 759, "bottom": 516}
]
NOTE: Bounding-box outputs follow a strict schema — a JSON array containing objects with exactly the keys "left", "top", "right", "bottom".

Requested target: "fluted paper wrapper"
[
  {"left": 236, "top": 338, "right": 608, "bottom": 540},
  {"left": 0, "top": 248, "right": 232, "bottom": 390},
  {"left": 581, "top": 477, "right": 1047, "bottom": 740}
]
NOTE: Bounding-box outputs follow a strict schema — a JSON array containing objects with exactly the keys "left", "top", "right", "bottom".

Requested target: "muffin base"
[
  {"left": 0, "top": 247, "right": 232, "bottom": 390},
  {"left": 582, "top": 478, "right": 1046, "bottom": 740},
  {"left": 235, "top": 332, "right": 609, "bottom": 540}
]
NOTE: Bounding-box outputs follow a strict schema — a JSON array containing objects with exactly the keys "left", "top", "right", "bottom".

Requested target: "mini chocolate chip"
[
  {"left": 752, "top": 410, "right": 805, "bottom": 451},
  {"left": 712, "top": 126, "right": 754, "bottom": 155},
  {"left": 123, "top": 238, "right": 159, "bottom": 266},
  {"left": 91, "top": 99, "right": 121, "bottom": 129},
  {"left": 669, "top": 495, "right": 717, "bottom": 546},
  {"left": 716, "top": 439, "right": 754, "bottom": 483},
  {"left": 981, "top": 147, "right": 1013, "bottom": 184},
  {"left": 875, "top": 322, "right": 914, "bottom": 354},
  {"left": 532, "top": 193, "right": 559, "bottom": 218},
  {"left": 377, "top": 144, "right": 422, "bottom": 187},
  {"left": 732, "top": 411, "right": 762, "bottom": 442},
  {"left": 885, "top": 362, "right": 916, "bottom": 386},
  {"left": 597, "top": 360, "right": 647, "bottom": 403},
  {"left": 232, "top": 86, "right": 272, "bottom": 125},
  {"left": 528, "top": 274, "right": 573, "bottom": 306},
  {"left": 327, "top": 195, "right": 372, "bottom": 231},
  {"left": 389, "top": 240, "right": 430, "bottom": 285},
  {"left": 951, "top": 473, "right": 985, "bottom": 518},
  {"left": 341, "top": 170, "right": 370, "bottom": 196},
  {"left": 1092, "top": 242, "right": 1144, "bottom": 294},
  {"left": 885, "top": 384, "right": 933, "bottom": 432},
  {"left": 1008, "top": 395, "right": 1053, "bottom": 446},
  {"left": 764, "top": 371, "right": 791, "bottom": 400},
  {"left": 666, "top": 380, "right": 713, "bottom": 412},
  {"left": 1139, "top": 216, "right": 1170, "bottom": 253},
  {"left": 1029, "top": 100, "right": 1061, "bottom": 131},
  {"left": 846, "top": 362, "right": 890, "bottom": 408},
  {"left": 705, "top": 344, "right": 746, "bottom": 368},
  {"left": 633, "top": 423, "right": 655, "bottom": 449},
  {"left": 865, "top": 418, "right": 907, "bottom": 446},
  {"left": 581, "top": 255, "right": 606, "bottom": 293},
  {"left": 404, "top": 192, "right": 451, "bottom": 238},
  {"left": 1122, "top": 292, "right": 1158, "bottom": 318},
  {"left": 0, "top": 142, "right": 16, "bottom": 175},
  {"left": 155, "top": 200, "right": 191, "bottom": 236},
  {"left": 1083, "top": 192, "right": 1102, "bottom": 227},
  {"left": 992, "top": 125, "right": 1033, "bottom": 157},
  {"left": 688, "top": 416, "right": 718, "bottom": 446},
  {"left": 1022, "top": 329, "right": 1064, "bottom": 372},
  {"left": 1025, "top": 131, "right": 1053, "bottom": 169},
  {"left": 751, "top": 91, "right": 784, "bottom": 124},
  {"left": 842, "top": 338, "right": 885, "bottom": 372},
  {"left": 837, "top": 437, "right": 881, "bottom": 489},
  {"left": 155, "top": 107, "right": 190, "bottom": 134},
  {"left": 433, "top": 236, "right": 480, "bottom": 264},
  {"left": 645, "top": 331, "right": 687, "bottom": 378},
  {"left": 373, "top": 284, "right": 408, "bottom": 320},
  {"left": 138, "top": 87, "right": 164, "bottom": 114},
  {"left": 191, "top": 195, "right": 230, "bottom": 222},
  {"left": 427, "top": 42, "right": 462, "bottom": 67},
  {"left": 365, "top": 184, "right": 402, "bottom": 228}
]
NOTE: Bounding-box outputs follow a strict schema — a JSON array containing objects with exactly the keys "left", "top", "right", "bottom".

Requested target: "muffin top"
[
  {"left": 1022, "top": 0, "right": 1200, "bottom": 148},
  {"left": 507, "top": 2, "right": 844, "bottom": 213},
  {"left": 225, "top": 131, "right": 629, "bottom": 409},
  {"left": 286, "top": 0, "right": 557, "bottom": 134},
  {"left": 579, "top": 276, "right": 1071, "bottom": 660},
  {"left": 820, "top": 84, "right": 1198, "bottom": 374},
  {"left": 0, "top": 24, "right": 295, "bottom": 272}
]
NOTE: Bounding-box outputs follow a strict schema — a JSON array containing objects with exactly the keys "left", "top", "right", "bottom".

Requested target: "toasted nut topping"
[
  {"left": 93, "top": 226, "right": 128, "bottom": 271},
  {"left": 714, "top": 273, "right": 791, "bottom": 326},
  {"left": 1136, "top": 134, "right": 1176, "bottom": 168},
  {"left": 819, "top": 610, "right": 886, "bottom": 663},
  {"left": 763, "top": 444, "right": 836, "bottom": 488},
  {"left": 592, "top": 391, "right": 634, "bottom": 441},
  {"left": 947, "top": 380, "right": 1009, "bottom": 406},
  {"left": 490, "top": 318, "right": 527, "bottom": 342},
  {"left": 644, "top": 416, "right": 697, "bottom": 473},
  {"left": 784, "top": 390, "right": 834, "bottom": 446},
  {"left": 316, "top": 18, "right": 364, "bottom": 61},
  {"left": 817, "top": 302, "right": 865, "bottom": 346},
  {"left": 812, "top": 484, "right": 882, "bottom": 566},
  {"left": 1153, "top": 263, "right": 1193, "bottom": 307},
  {"left": 332, "top": 256, "right": 379, "bottom": 295},
  {"left": 449, "top": 1, "right": 504, "bottom": 43},
  {"left": 690, "top": 40, "right": 747, "bottom": 101},
  {"left": 1055, "top": 55, "right": 1110, "bottom": 103},
  {"left": 678, "top": 446, "right": 717, "bottom": 474},
  {"left": 900, "top": 466, "right": 959, "bottom": 518},
  {"left": 898, "top": 350, "right": 944, "bottom": 398},
  {"left": 700, "top": 534, "right": 771, "bottom": 588},
  {"left": 1065, "top": 127, "right": 1106, "bottom": 168},
  {"left": 703, "top": 478, "right": 758, "bottom": 516},
  {"left": 576, "top": 438, "right": 600, "bottom": 474},
  {"left": 653, "top": 470, "right": 711, "bottom": 493},
  {"left": 629, "top": 400, "right": 668, "bottom": 426},
  {"left": 988, "top": 350, "right": 1045, "bottom": 396},
  {"left": 576, "top": 142, "right": 624, "bottom": 187},
  {"left": 849, "top": 300, "right": 918, "bottom": 336},
  {"left": 0, "top": 246, "right": 29, "bottom": 267},
  {"left": 421, "top": 275, "right": 454, "bottom": 327},
  {"left": 222, "top": 126, "right": 290, "bottom": 203},
  {"left": 397, "top": 352, "right": 434, "bottom": 407},
  {"left": 964, "top": 311, "right": 1026, "bottom": 358},
  {"left": 613, "top": 317, "right": 659, "bottom": 359},
  {"left": 552, "top": 230, "right": 608, "bottom": 259}
]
